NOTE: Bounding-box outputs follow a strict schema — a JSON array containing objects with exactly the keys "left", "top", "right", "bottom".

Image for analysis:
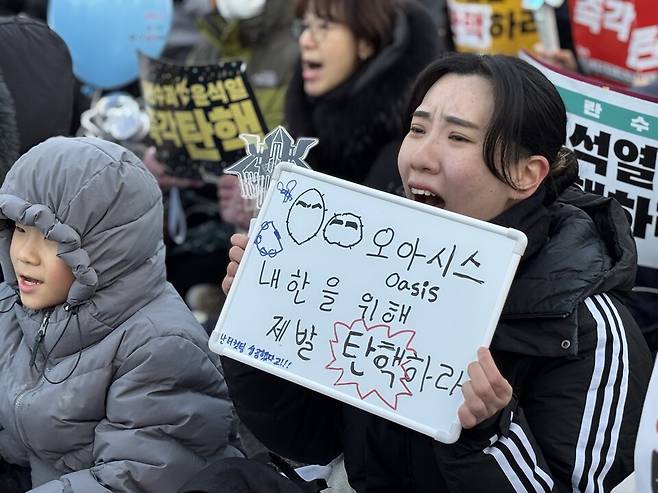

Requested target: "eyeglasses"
[{"left": 291, "top": 17, "right": 334, "bottom": 43}]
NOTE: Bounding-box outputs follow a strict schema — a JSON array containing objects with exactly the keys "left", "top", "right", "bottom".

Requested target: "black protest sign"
[{"left": 139, "top": 54, "right": 267, "bottom": 179}]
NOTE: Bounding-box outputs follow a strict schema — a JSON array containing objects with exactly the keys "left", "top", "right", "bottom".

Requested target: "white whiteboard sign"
[{"left": 209, "top": 163, "right": 527, "bottom": 443}]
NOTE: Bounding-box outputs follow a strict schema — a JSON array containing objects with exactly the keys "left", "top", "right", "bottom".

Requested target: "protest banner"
[
  {"left": 448, "top": 0, "right": 540, "bottom": 55},
  {"left": 569, "top": 0, "right": 658, "bottom": 85},
  {"left": 139, "top": 54, "right": 267, "bottom": 179},
  {"left": 209, "top": 163, "right": 527, "bottom": 443},
  {"left": 522, "top": 51, "right": 658, "bottom": 269}
]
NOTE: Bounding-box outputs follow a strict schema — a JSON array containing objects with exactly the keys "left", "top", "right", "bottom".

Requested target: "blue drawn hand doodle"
[
  {"left": 277, "top": 179, "right": 297, "bottom": 203},
  {"left": 254, "top": 221, "right": 284, "bottom": 257}
]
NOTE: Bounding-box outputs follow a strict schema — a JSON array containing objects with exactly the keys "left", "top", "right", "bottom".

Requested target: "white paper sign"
[{"left": 209, "top": 164, "right": 527, "bottom": 443}]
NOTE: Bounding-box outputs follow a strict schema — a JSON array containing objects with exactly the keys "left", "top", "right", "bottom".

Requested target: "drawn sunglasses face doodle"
[
  {"left": 286, "top": 188, "right": 326, "bottom": 245},
  {"left": 322, "top": 212, "right": 363, "bottom": 249}
]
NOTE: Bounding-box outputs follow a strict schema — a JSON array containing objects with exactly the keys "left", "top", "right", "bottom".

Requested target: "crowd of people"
[{"left": 0, "top": 0, "right": 656, "bottom": 492}]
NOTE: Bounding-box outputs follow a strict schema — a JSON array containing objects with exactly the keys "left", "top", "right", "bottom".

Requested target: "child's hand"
[
  {"left": 458, "top": 347, "right": 513, "bottom": 429},
  {"left": 222, "top": 233, "right": 249, "bottom": 295}
]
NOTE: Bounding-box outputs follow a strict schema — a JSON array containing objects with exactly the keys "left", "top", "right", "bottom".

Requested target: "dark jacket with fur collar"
[{"left": 285, "top": 0, "right": 443, "bottom": 194}]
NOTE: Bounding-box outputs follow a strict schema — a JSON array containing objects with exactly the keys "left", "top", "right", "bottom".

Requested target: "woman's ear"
[
  {"left": 511, "top": 155, "right": 550, "bottom": 199},
  {"left": 357, "top": 40, "right": 375, "bottom": 61}
]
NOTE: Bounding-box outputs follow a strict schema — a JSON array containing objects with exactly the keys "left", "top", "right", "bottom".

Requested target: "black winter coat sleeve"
[{"left": 221, "top": 355, "right": 344, "bottom": 465}]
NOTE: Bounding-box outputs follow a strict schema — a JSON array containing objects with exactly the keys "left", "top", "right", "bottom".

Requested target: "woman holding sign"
[{"left": 221, "top": 53, "right": 653, "bottom": 492}]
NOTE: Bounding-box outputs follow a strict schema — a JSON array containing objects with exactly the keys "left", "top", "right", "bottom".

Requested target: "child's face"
[
  {"left": 10, "top": 224, "right": 75, "bottom": 310},
  {"left": 398, "top": 74, "right": 518, "bottom": 221}
]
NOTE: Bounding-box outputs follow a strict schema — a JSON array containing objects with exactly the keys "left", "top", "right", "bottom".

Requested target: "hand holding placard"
[
  {"left": 211, "top": 163, "right": 527, "bottom": 443},
  {"left": 459, "top": 347, "right": 513, "bottom": 429},
  {"left": 223, "top": 234, "right": 248, "bottom": 295},
  {"left": 221, "top": 237, "right": 514, "bottom": 430}
]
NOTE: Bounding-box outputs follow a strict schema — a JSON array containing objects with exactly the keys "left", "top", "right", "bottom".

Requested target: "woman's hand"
[
  {"left": 142, "top": 146, "right": 204, "bottom": 190},
  {"left": 222, "top": 233, "right": 249, "bottom": 295},
  {"left": 458, "top": 347, "right": 513, "bottom": 429}
]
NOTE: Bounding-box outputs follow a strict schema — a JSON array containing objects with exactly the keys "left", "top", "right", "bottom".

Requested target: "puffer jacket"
[{"left": 0, "top": 137, "right": 241, "bottom": 493}]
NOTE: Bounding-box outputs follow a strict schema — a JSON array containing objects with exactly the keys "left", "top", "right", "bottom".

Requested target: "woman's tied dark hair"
[{"left": 405, "top": 52, "right": 568, "bottom": 190}]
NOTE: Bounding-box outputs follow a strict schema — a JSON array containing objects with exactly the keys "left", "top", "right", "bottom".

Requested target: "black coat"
[
  {"left": 284, "top": 0, "right": 443, "bottom": 196},
  {"left": 0, "top": 16, "right": 75, "bottom": 156},
  {"left": 0, "top": 75, "right": 18, "bottom": 180},
  {"left": 222, "top": 179, "right": 653, "bottom": 491}
]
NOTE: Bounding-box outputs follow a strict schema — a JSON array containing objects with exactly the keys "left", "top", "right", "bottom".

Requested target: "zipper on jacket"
[
  {"left": 500, "top": 310, "right": 571, "bottom": 321},
  {"left": 13, "top": 378, "right": 46, "bottom": 457},
  {"left": 29, "top": 310, "right": 52, "bottom": 368},
  {"left": 14, "top": 311, "right": 53, "bottom": 456}
]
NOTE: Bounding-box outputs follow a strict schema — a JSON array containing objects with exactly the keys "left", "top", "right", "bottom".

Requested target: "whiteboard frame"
[{"left": 209, "top": 162, "right": 527, "bottom": 443}]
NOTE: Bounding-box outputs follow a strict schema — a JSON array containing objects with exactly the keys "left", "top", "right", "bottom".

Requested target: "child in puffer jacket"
[{"left": 0, "top": 136, "right": 241, "bottom": 493}]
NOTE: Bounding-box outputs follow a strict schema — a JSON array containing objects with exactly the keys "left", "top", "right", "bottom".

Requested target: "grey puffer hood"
[
  {"left": 0, "top": 136, "right": 166, "bottom": 364},
  {"left": 0, "top": 136, "right": 163, "bottom": 309}
]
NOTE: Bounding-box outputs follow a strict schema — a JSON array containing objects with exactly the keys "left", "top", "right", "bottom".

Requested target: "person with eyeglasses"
[
  {"left": 217, "top": 0, "right": 445, "bottom": 234},
  {"left": 284, "top": 0, "right": 445, "bottom": 195},
  {"left": 214, "top": 0, "right": 445, "bottom": 265}
]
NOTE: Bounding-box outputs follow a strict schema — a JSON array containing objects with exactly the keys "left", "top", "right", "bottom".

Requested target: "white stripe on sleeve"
[
  {"left": 572, "top": 296, "right": 610, "bottom": 492},
  {"left": 484, "top": 442, "right": 528, "bottom": 492},
  {"left": 572, "top": 295, "right": 628, "bottom": 493},
  {"left": 509, "top": 422, "right": 554, "bottom": 490},
  {"left": 593, "top": 293, "right": 629, "bottom": 492}
]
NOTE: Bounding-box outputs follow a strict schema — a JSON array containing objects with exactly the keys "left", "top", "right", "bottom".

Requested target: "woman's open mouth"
[
  {"left": 302, "top": 60, "right": 323, "bottom": 80},
  {"left": 410, "top": 187, "right": 446, "bottom": 209}
]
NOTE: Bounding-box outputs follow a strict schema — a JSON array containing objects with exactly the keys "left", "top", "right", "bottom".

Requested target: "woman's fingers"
[
  {"left": 222, "top": 261, "right": 239, "bottom": 295},
  {"left": 458, "top": 347, "right": 512, "bottom": 429},
  {"left": 477, "top": 347, "right": 512, "bottom": 403},
  {"left": 221, "top": 274, "right": 234, "bottom": 295},
  {"left": 226, "top": 261, "right": 239, "bottom": 278},
  {"left": 222, "top": 234, "right": 249, "bottom": 295},
  {"left": 231, "top": 233, "right": 249, "bottom": 249},
  {"left": 458, "top": 380, "right": 486, "bottom": 429}
]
